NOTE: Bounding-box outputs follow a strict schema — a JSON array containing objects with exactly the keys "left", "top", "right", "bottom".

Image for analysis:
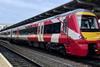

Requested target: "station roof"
[{"left": 1, "top": 0, "right": 100, "bottom": 31}]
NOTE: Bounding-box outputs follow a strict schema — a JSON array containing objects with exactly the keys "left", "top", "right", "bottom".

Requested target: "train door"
[
  {"left": 16, "top": 28, "right": 19, "bottom": 39},
  {"left": 37, "top": 22, "right": 44, "bottom": 42},
  {"left": 11, "top": 29, "right": 12, "bottom": 38}
]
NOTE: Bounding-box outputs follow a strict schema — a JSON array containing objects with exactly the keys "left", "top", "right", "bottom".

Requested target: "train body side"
[{"left": 0, "top": 9, "right": 100, "bottom": 57}]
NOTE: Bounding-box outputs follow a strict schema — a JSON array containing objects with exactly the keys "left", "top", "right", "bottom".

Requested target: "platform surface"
[{"left": 0, "top": 53, "right": 13, "bottom": 67}]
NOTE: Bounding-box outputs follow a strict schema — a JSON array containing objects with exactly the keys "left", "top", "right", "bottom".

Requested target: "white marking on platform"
[{"left": 0, "top": 53, "right": 13, "bottom": 67}]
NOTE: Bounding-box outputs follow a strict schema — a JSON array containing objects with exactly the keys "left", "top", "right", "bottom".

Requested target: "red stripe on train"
[
  {"left": 27, "top": 35, "right": 38, "bottom": 41},
  {"left": 43, "top": 34, "right": 52, "bottom": 42}
]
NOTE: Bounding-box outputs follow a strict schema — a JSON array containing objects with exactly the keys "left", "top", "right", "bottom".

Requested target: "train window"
[
  {"left": 7, "top": 32, "right": 10, "bottom": 35},
  {"left": 81, "top": 16, "right": 98, "bottom": 29},
  {"left": 19, "top": 27, "right": 37, "bottom": 35},
  {"left": 3, "top": 32, "right": 7, "bottom": 35},
  {"left": 27, "top": 27, "right": 37, "bottom": 34},
  {"left": 0, "top": 33, "right": 3, "bottom": 35},
  {"left": 13, "top": 31, "right": 16, "bottom": 34},
  {"left": 77, "top": 15, "right": 100, "bottom": 32},
  {"left": 19, "top": 29, "right": 28, "bottom": 35},
  {"left": 2, "top": 32, "right": 6, "bottom": 35},
  {"left": 44, "top": 24, "right": 52, "bottom": 34},
  {"left": 44, "top": 23, "right": 61, "bottom": 34},
  {"left": 52, "top": 23, "right": 61, "bottom": 33}
]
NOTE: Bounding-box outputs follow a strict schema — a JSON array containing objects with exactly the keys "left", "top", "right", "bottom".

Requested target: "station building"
[{"left": 0, "top": 25, "right": 8, "bottom": 30}]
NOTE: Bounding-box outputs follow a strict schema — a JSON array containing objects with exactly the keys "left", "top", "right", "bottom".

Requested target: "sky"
[{"left": 0, "top": 0, "right": 70, "bottom": 25}]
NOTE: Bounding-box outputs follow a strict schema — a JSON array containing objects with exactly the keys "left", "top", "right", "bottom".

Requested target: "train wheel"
[
  {"left": 33, "top": 42, "right": 39, "bottom": 48},
  {"left": 59, "top": 45, "right": 66, "bottom": 56},
  {"left": 39, "top": 42, "right": 46, "bottom": 49},
  {"left": 28, "top": 41, "right": 33, "bottom": 46},
  {"left": 46, "top": 43, "right": 53, "bottom": 52}
]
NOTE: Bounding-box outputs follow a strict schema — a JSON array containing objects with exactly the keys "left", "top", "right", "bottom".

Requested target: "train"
[{"left": 0, "top": 9, "right": 100, "bottom": 57}]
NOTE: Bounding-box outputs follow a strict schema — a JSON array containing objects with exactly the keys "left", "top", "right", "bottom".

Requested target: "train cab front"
[{"left": 76, "top": 11, "right": 100, "bottom": 56}]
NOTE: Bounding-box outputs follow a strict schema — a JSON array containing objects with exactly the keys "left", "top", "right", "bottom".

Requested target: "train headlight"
[{"left": 98, "top": 19, "right": 100, "bottom": 23}]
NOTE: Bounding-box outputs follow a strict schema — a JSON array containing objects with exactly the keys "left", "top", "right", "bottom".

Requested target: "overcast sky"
[{"left": 0, "top": 0, "right": 70, "bottom": 25}]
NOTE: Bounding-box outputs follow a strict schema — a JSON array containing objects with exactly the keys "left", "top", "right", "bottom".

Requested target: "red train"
[{"left": 0, "top": 9, "right": 100, "bottom": 57}]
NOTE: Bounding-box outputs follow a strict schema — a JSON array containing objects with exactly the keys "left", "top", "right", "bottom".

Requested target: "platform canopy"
[
  {"left": 76, "top": 0, "right": 100, "bottom": 6},
  {"left": 76, "top": 0, "right": 100, "bottom": 15},
  {"left": 1, "top": 0, "right": 100, "bottom": 31}
]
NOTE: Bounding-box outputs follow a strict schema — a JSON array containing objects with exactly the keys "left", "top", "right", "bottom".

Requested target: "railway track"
[
  {"left": 0, "top": 40, "right": 100, "bottom": 67},
  {"left": 0, "top": 43, "right": 39, "bottom": 67}
]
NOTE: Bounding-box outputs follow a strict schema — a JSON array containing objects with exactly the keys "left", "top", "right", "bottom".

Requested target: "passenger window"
[
  {"left": 19, "top": 27, "right": 37, "bottom": 35},
  {"left": 13, "top": 31, "right": 16, "bottom": 35},
  {"left": 44, "top": 24, "right": 52, "bottom": 34},
  {"left": 44, "top": 23, "right": 61, "bottom": 34}
]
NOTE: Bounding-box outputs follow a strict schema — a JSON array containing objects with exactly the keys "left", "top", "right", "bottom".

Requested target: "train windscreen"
[{"left": 77, "top": 15, "right": 100, "bottom": 32}]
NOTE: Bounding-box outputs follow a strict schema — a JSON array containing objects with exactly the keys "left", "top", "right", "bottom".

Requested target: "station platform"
[{"left": 0, "top": 53, "right": 13, "bottom": 67}]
